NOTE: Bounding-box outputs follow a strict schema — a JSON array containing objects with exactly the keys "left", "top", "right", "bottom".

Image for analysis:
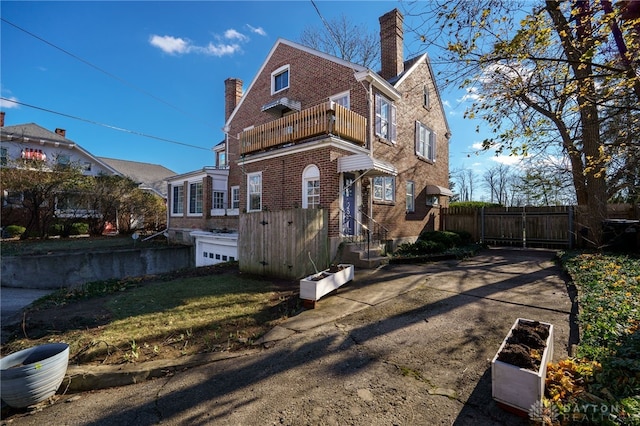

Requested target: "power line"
[
  {"left": 2, "top": 97, "right": 212, "bottom": 151},
  {"left": 1, "top": 17, "right": 218, "bottom": 132}
]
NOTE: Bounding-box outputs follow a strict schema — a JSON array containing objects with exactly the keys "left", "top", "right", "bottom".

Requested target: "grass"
[
  {"left": 1, "top": 264, "right": 301, "bottom": 365},
  {"left": 550, "top": 251, "right": 640, "bottom": 424},
  {"left": 1, "top": 234, "right": 170, "bottom": 256}
]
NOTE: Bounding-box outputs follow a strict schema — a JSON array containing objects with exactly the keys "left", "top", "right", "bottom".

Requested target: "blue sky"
[{"left": 1, "top": 0, "right": 507, "bottom": 180}]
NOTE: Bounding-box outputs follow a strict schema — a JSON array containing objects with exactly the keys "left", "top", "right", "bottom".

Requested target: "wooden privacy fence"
[
  {"left": 442, "top": 204, "right": 639, "bottom": 249},
  {"left": 239, "top": 208, "right": 329, "bottom": 280}
]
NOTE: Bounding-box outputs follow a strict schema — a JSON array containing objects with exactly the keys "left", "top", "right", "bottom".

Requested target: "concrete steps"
[{"left": 339, "top": 243, "right": 389, "bottom": 269}]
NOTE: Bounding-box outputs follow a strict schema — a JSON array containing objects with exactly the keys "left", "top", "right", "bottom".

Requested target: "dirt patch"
[{"left": 1, "top": 265, "right": 302, "bottom": 365}]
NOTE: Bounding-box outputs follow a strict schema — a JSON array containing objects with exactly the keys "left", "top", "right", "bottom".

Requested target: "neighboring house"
[
  {"left": 167, "top": 8, "right": 452, "bottom": 266},
  {"left": 0, "top": 112, "right": 173, "bottom": 232},
  {"left": 98, "top": 157, "right": 176, "bottom": 199}
]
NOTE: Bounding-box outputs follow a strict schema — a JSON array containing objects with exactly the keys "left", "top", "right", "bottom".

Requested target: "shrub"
[
  {"left": 3, "top": 225, "right": 26, "bottom": 238},
  {"left": 49, "top": 224, "right": 64, "bottom": 236},
  {"left": 452, "top": 230, "right": 472, "bottom": 244},
  {"left": 70, "top": 222, "right": 89, "bottom": 235},
  {"left": 418, "top": 230, "right": 461, "bottom": 249},
  {"left": 395, "top": 240, "right": 445, "bottom": 256}
]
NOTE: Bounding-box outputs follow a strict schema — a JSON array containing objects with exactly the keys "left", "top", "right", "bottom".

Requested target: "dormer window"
[{"left": 271, "top": 65, "right": 290, "bottom": 94}]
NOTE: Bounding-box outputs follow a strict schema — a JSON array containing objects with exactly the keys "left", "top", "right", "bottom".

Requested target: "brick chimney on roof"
[
  {"left": 0, "top": 111, "right": 5, "bottom": 127},
  {"left": 55, "top": 128, "right": 66, "bottom": 137},
  {"left": 224, "top": 78, "right": 243, "bottom": 122},
  {"left": 379, "top": 8, "right": 404, "bottom": 80}
]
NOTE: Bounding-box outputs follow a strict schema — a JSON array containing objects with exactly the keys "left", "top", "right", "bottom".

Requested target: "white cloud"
[
  {"left": 0, "top": 96, "right": 19, "bottom": 109},
  {"left": 247, "top": 24, "right": 266, "bottom": 36},
  {"left": 149, "top": 35, "right": 190, "bottom": 55},
  {"left": 149, "top": 28, "right": 250, "bottom": 57},
  {"left": 224, "top": 29, "right": 248, "bottom": 42},
  {"left": 491, "top": 154, "right": 523, "bottom": 166},
  {"left": 457, "top": 86, "right": 480, "bottom": 103}
]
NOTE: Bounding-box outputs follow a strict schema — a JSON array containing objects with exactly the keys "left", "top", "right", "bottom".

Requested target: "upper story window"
[
  {"left": 247, "top": 172, "right": 262, "bottom": 212},
  {"left": 0, "top": 147, "right": 7, "bottom": 166},
  {"left": 188, "top": 181, "right": 203, "bottom": 215},
  {"left": 271, "top": 65, "right": 290, "bottom": 94},
  {"left": 373, "top": 176, "right": 395, "bottom": 203},
  {"left": 56, "top": 154, "right": 70, "bottom": 167},
  {"left": 231, "top": 186, "right": 240, "bottom": 209},
  {"left": 423, "top": 85, "right": 430, "bottom": 109},
  {"left": 215, "top": 151, "right": 226, "bottom": 169},
  {"left": 172, "top": 185, "right": 184, "bottom": 215},
  {"left": 302, "top": 164, "right": 320, "bottom": 209},
  {"left": 406, "top": 181, "right": 415, "bottom": 212},
  {"left": 375, "top": 93, "right": 396, "bottom": 143},
  {"left": 416, "top": 121, "right": 436, "bottom": 162},
  {"left": 330, "top": 91, "right": 350, "bottom": 110}
]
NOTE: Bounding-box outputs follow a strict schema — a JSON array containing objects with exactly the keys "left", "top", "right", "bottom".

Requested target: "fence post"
[
  {"left": 568, "top": 205, "right": 574, "bottom": 249},
  {"left": 481, "top": 206, "right": 485, "bottom": 244},
  {"left": 522, "top": 206, "right": 527, "bottom": 248}
]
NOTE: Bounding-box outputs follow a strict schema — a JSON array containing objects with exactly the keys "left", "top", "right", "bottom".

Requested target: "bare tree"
[
  {"left": 299, "top": 14, "right": 379, "bottom": 68},
  {"left": 403, "top": 0, "right": 640, "bottom": 246},
  {"left": 483, "top": 164, "right": 512, "bottom": 206}
]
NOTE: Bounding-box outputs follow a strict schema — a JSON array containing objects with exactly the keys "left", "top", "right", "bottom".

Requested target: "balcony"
[{"left": 240, "top": 102, "right": 366, "bottom": 155}]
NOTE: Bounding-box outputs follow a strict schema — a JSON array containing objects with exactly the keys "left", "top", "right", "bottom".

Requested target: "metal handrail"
[{"left": 340, "top": 208, "right": 389, "bottom": 257}]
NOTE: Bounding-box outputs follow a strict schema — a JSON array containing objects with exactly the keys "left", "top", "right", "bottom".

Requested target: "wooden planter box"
[
  {"left": 300, "top": 264, "right": 354, "bottom": 308},
  {"left": 491, "top": 318, "right": 554, "bottom": 415}
]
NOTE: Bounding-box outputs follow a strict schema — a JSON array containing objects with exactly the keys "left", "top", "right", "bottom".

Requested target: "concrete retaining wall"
[{"left": 1, "top": 246, "right": 192, "bottom": 290}]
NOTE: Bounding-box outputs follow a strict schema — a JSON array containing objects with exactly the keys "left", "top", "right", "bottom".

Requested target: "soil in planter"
[{"left": 496, "top": 320, "right": 550, "bottom": 371}]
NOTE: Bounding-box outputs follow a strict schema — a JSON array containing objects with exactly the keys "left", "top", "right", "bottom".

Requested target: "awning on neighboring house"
[
  {"left": 426, "top": 184, "right": 454, "bottom": 197},
  {"left": 337, "top": 153, "right": 398, "bottom": 177}
]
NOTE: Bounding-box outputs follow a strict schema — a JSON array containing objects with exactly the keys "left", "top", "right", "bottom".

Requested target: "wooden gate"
[
  {"left": 238, "top": 208, "right": 329, "bottom": 280},
  {"left": 443, "top": 206, "right": 574, "bottom": 249}
]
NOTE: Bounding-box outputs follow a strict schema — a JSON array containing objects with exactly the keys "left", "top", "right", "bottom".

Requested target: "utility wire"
[
  {"left": 2, "top": 97, "right": 211, "bottom": 151},
  {"left": 1, "top": 17, "right": 218, "bottom": 132}
]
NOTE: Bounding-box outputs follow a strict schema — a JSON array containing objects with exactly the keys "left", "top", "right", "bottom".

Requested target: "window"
[
  {"left": 216, "top": 151, "right": 226, "bottom": 169},
  {"left": 373, "top": 176, "right": 395, "bottom": 202},
  {"left": 271, "top": 65, "right": 290, "bottom": 94},
  {"left": 406, "top": 181, "right": 415, "bottom": 212},
  {"left": 375, "top": 93, "right": 397, "bottom": 143},
  {"left": 172, "top": 185, "right": 184, "bottom": 215},
  {"left": 302, "top": 165, "right": 320, "bottom": 209},
  {"left": 231, "top": 186, "right": 240, "bottom": 209},
  {"left": 330, "top": 91, "right": 350, "bottom": 110},
  {"left": 423, "top": 85, "right": 430, "bottom": 109},
  {"left": 213, "top": 191, "right": 225, "bottom": 209},
  {"left": 416, "top": 121, "right": 436, "bottom": 161},
  {"left": 247, "top": 172, "right": 262, "bottom": 211},
  {"left": 188, "top": 181, "right": 203, "bottom": 215},
  {"left": 426, "top": 195, "right": 439, "bottom": 206},
  {"left": 0, "top": 147, "right": 6, "bottom": 166},
  {"left": 56, "top": 154, "right": 70, "bottom": 167},
  {"left": 82, "top": 162, "right": 92, "bottom": 171}
]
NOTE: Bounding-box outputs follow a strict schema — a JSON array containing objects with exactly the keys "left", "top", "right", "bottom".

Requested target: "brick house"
[{"left": 167, "top": 8, "right": 451, "bottom": 266}]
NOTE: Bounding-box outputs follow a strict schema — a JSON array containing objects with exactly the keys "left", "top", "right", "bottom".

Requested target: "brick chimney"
[
  {"left": 224, "top": 78, "right": 243, "bottom": 122},
  {"left": 0, "top": 111, "right": 5, "bottom": 127},
  {"left": 55, "top": 128, "right": 66, "bottom": 137},
  {"left": 379, "top": 9, "right": 404, "bottom": 80}
]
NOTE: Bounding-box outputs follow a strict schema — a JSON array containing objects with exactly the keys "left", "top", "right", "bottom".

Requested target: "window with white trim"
[
  {"left": 213, "top": 191, "right": 225, "bottom": 209},
  {"left": 1, "top": 147, "right": 7, "bottom": 166},
  {"left": 375, "top": 93, "right": 397, "bottom": 143},
  {"left": 231, "top": 186, "right": 240, "bottom": 209},
  {"left": 247, "top": 172, "right": 262, "bottom": 212},
  {"left": 373, "top": 176, "right": 395, "bottom": 202},
  {"left": 406, "top": 181, "right": 415, "bottom": 212},
  {"left": 416, "top": 121, "right": 436, "bottom": 161},
  {"left": 188, "top": 181, "right": 203, "bottom": 215},
  {"left": 271, "top": 65, "right": 290, "bottom": 94},
  {"left": 330, "top": 91, "right": 350, "bottom": 110},
  {"left": 172, "top": 185, "right": 184, "bottom": 215},
  {"left": 302, "top": 164, "right": 320, "bottom": 208}
]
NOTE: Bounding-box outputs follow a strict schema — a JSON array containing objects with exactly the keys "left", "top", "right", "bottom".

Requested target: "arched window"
[{"left": 302, "top": 165, "right": 320, "bottom": 208}]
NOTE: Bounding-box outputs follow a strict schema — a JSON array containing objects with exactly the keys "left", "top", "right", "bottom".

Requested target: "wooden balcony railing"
[{"left": 240, "top": 102, "right": 366, "bottom": 155}]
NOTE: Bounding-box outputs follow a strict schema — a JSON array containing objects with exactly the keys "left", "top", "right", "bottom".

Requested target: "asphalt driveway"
[{"left": 1, "top": 248, "right": 574, "bottom": 425}]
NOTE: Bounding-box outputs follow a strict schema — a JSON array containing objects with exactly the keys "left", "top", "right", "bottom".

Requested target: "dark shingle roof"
[{"left": 1, "top": 123, "right": 73, "bottom": 144}]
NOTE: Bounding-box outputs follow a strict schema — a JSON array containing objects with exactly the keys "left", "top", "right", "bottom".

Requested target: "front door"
[{"left": 342, "top": 173, "right": 356, "bottom": 236}]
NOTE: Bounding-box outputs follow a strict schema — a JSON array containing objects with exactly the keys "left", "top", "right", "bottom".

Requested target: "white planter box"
[
  {"left": 491, "top": 318, "right": 554, "bottom": 415},
  {"left": 300, "top": 264, "right": 354, "bottom": 304}
]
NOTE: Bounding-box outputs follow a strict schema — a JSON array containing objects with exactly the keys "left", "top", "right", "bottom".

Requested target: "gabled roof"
[
  {"left": 392, "top": 53, "right": 452, "bottom": 138},
  {"left": 98, "top": 157, "right": 176, "bottom": 198},
  {"left": 225, "top": 38, "right": 370, "bottom": 127},
  {"left": 1, "top": 123, "right": 121, "bottom": 174}
]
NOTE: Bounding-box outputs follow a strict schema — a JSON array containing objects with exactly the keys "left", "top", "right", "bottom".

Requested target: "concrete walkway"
[{"left": 1, "top": 248, "right": 575, "bottom": 425}]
